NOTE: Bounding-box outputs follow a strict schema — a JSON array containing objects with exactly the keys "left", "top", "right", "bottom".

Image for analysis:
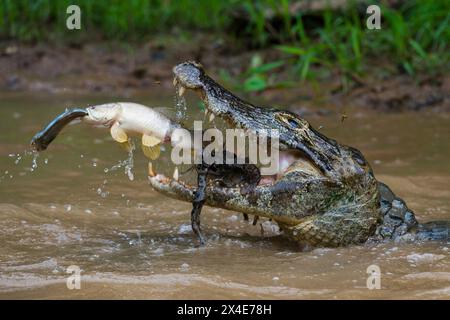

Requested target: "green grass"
[
  {"left": 0, "top": 0, "right": 238, "bottom": 40},
  {"left": 275, "top": 1, "right": 449, "bottom": 82},
  {"left": 1, "top": 0, "right": 449, "bottom": 88}
]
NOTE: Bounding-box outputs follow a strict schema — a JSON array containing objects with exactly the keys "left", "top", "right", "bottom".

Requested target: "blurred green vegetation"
[
  {"left": 0, "top": 0, "right": 238, "bottom": 40},
  {"left": 1, "top": 0, "right": 449, "bottom": 86}
]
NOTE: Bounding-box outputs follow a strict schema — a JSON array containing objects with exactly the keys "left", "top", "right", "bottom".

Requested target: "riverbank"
[{"left": 1, "top": 38, "right": 449, "bottom": 113}]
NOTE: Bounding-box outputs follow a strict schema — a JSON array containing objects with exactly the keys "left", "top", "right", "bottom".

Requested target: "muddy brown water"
[{"left": 0, "top": 91, "right": 449, "bottom": 299}]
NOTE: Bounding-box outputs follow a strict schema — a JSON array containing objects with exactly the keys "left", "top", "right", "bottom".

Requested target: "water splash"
[
  {"left": 7, "top": 150, "right": 40, "bottom": 176},
  {"left": 136, "top": 231, "right": 142, "bottom": 245},
  {"left": 174, "top": 85, "right": 187, "bottom": 121},
  {"left": 30, "top": 151, "right": 39, "bottom": 172},
  {"left": 96, "top": 179, "right": 110, "bottom": 198},
  {"left": 105, "top": 139, "right": 135, "bottom": 181},
  {"left": 13, "top": 153, "right": 22, "bottom": 165}
]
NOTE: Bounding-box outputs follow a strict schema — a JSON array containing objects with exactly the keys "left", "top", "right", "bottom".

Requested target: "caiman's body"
[
  {"left": 149, "top": 62, "right": 449, "bottom": 247},
  {"left": 30, "top": 62, "right": 449, "bottom": 247}
]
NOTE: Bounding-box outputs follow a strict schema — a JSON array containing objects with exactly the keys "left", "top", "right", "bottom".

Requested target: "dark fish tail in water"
[
  {"left": 30, "top": 108, "right": 87, "bottom": 151},
  {"left": 416, "top": 221, "right": 449, "bottom": 241}
]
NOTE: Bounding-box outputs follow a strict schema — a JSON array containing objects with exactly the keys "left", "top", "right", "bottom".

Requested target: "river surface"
[{"left": 0, "top": 91, "right": 448, "bottom": 299}]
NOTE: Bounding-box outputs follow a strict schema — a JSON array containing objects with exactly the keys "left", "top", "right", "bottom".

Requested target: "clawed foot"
[{"left": 192, "top": 225, "right": 206, "bottom": 246}]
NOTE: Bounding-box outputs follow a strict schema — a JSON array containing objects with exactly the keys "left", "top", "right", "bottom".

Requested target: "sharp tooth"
[
  {"left": 173, "top": 167, "right": 179, "bottom": 181},
  {"left": 204, "top": 108, "right": 209, "bottom": 116},
  {"left": 178, "top": 86, "right": 186, "bottom": 97},
  {"left": 173, "top": 77, "right": 178, "bottom": 86},
  {"left": 148, "top": 162, "right": 156, "bottom": 177},
  {"left": 209, "top": 112, "right": 215, "bottom": 122}
]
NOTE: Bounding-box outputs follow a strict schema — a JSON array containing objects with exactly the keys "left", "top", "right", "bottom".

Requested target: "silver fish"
[{"left": 31, "top": 102, "right": 182, "bottom": 160}]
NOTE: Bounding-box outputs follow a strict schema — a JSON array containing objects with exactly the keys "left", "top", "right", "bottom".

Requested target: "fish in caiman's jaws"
[{"left": 148, "top": 61, "right": 449, "bottom": 247}]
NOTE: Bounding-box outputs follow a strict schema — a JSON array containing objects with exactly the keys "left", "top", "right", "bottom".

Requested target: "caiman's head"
[
  {"left": 150, "top": 61, "right": 380, "bottom": 247},
  {"left": 172, "top": 61, "right": 371, "bottom": 179}
]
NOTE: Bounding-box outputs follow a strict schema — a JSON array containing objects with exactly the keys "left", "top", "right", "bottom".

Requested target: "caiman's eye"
[
  {"left": 276, "top": 112, "right": 308, "bottom": 129},
  {"left": 288, "top": 118, "right": 299, "bottom": 128}
]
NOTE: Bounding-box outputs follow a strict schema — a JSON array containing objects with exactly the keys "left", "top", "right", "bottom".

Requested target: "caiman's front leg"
[{"left": 191, "top": 164, "right": 208, "bottom": 245}]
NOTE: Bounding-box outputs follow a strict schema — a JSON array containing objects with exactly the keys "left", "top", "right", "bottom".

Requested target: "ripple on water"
[{"left": 406, "top": 253, "right": 446, "bottom": 265}]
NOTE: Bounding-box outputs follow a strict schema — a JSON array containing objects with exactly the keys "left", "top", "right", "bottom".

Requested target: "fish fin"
[
  {"left": 142, "top": 144, "right": 161, "bottom": 160},
  {"left": 120, "top": 141, "right": 132, "bottom": 152},
  {"left": 142, "top": 134, "right": 161, "bottom": 147},
  {"left": 110, "top": 122, "right": 128, "bottom": 143}
]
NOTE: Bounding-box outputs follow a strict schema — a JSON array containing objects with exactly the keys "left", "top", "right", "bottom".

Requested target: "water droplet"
[
  {"left": 174, "top": 86, "right": 187, "bottom": 121},
  {"left": 14, "top": 155, "right": 22, "bottom": 165},
  {"left": 136, "top": 231, "right": 142, "bottom": 244},
  {"left": 30, "top": 152, "right": 39, "bottom": 171},
  {"left": 180, "top": 263, "right": 190, "bottom": 271}
]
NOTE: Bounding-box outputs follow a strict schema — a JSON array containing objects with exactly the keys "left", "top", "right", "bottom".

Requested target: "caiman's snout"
[{"left": 172, "top": 61, "right": 204, "bottom": 89}]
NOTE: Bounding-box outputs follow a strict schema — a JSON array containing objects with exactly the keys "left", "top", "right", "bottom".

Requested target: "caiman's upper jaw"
[
  {"left": 173, "top": 61, "right": 274, "bottom": 134},
  {"left": 172, "top": 61, "right": 205, "bottom": 102}
]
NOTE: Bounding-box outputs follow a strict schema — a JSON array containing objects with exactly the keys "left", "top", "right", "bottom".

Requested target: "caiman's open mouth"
[{"left": 148, "top": 61, "right": 327, "bottom": 195}]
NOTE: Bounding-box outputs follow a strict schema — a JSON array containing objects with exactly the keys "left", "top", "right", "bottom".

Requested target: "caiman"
[{"left": 148, "top": 61, "right": 449, "bottom": 247}]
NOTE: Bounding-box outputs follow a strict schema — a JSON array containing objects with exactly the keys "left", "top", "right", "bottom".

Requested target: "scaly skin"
[{"left": 149, "top": 62, "right": 449, "bottom": 247}]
